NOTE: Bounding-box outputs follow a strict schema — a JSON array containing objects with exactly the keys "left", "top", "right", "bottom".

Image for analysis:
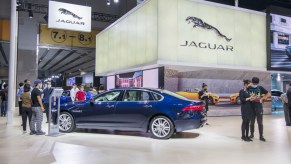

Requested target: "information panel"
[{"left": 40, "top": 24, "right": 98, "bottom": 48}]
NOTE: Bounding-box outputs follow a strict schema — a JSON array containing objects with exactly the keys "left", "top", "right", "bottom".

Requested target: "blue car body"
[{"left": 58, "top": 88, "right": 206, "bottom": 138}]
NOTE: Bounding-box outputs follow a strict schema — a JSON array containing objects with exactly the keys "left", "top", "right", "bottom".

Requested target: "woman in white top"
[{"left": 70, "top": 83, "right": 79, "bottom": 102}]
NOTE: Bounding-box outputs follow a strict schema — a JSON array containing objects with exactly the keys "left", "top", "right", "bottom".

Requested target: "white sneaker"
[{"left": 23, "top": 131, "right": 27, "bottom": 134}]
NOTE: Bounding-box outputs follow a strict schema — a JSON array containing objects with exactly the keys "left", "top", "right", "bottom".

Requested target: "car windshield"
[{"left": 161, "top": 90, "right": 189, "bottom": 100}]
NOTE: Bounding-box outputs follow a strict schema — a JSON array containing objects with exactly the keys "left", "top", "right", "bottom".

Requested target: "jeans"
[
  {"left": 287, "top": 105, "right": 291, "bottom": 125},
  {"left": 30, "top": 107, "right": 43, "bottom": 133},
  {"left": 1, "top": 101, "right": 7, "bottom": 116},
  {"left": 18, "top": 101, "right": 23, "bottom": 116},
  {"left": 44, "top": 103, "right": 49, "bottom": 122},
  {"left": 250, "top": 105, "right": 264, "bottom": 137},
  {"left": 283, "top": 103, "right": 290, "bottom": 125},
  {"left": 241, "top": 118, "right": 250, "bottom": 137},
  {"left": 22, "top": 107, "right": 32, "bottom": 131}
]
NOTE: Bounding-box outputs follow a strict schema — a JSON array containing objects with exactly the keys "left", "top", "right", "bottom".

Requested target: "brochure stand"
[{"left": 48, "top": 88, "right": 64, "bottom": 137}]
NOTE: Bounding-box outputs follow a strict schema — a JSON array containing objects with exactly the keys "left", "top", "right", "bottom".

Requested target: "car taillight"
[{"left": 182, "top": 105, "right": 204, "bottom": 111}]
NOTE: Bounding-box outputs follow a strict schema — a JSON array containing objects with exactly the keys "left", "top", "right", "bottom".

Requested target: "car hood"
[{"left": 230, "top": 93, "right": 239, "bottom": 97}]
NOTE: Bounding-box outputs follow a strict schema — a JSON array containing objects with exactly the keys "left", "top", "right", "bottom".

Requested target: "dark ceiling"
[
  {"left": 37, "top": 47, "right": 95, "bottom": 78},
  {"left": 206, "top": 0, "right": 291, "bottom": 11}
]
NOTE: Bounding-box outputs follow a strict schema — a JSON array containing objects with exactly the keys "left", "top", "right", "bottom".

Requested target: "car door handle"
[
  {"left": 106, "top": 105, "right": 115, "bottom": 108},
  {"left": 144, "top": 105, "right": 152, "bottom": 108}
]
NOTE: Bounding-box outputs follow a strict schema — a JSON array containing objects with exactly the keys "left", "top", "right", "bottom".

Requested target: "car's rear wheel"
[
  {"left": 150, "top": 116, "right": 174, "bottom": 139},
  {"left": 59, "top": 112, "right": 75, "bottom": 133}
]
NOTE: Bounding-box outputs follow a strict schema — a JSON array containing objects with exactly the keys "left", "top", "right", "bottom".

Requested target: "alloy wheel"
[
  {"left": 59, "top": 113, "right": 72, "bottom": 132},
  {"left": 151, "top": 118, "right": 171, "bottom": 138}
]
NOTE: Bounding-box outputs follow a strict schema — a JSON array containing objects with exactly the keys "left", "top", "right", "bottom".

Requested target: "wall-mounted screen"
[
  {"left": 67, "top": 77, "right": 75, "bottom": 86},
  {"left": 143, "top": 68, "right": 159, "bottom": 88},
  {"left": 269, "top": 13, "right": 291, "bottom": 70},
  {"left": 115, "top": 71, "right": 143, "bottom": 88},
  {"left": 107, "top": 76, "right": 115, "bottom": 90}
]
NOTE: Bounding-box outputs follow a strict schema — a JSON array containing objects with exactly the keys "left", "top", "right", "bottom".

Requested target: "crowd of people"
[
  {"left": 198, "top": 77, "right": 275, "bottom": 142},
  {"left": 12, "top": 79, "right": 106, "bottom": 135}
]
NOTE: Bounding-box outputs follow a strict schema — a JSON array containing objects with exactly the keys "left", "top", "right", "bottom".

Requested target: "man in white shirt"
[{"left": 70, "top": 83, "right": 79, "bottom": 102}]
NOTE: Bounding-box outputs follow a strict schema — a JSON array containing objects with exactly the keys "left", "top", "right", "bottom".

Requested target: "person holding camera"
[{"left": 199, "top": 83, "right": 209, "bottom": 125}]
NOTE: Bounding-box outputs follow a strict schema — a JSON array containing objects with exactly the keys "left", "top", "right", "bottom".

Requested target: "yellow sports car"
[
  {"left": 230, "top": 93, "right": 270, "bottom": 104},
  {"left": 176, "top": 91, "right": 219, "bottom": 105},
  {"left": 230, "top": 93, "right": 240, "bottom": 104}
]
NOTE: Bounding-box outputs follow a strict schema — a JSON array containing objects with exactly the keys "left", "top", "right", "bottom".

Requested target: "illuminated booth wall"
[
  {"left": 96, "top": 0, "right": 266, "bottom": 75},
  {"left": 96, "top": 0, "right": 269, "bottom": 116},
  {"left": 95, "top": 0, "right": 158, "bottom": 75}
]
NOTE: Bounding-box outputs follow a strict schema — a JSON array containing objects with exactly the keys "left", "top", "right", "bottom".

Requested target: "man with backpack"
[{"left": 0, "top": 84, "right": 8, "bottom": 117}]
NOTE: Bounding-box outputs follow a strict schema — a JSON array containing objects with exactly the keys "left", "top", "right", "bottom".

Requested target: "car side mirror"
[{"left": 90, "top": 98, "right": 94, "bottom": 105}]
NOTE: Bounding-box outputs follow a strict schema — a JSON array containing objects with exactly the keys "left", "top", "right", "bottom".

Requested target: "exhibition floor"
[{"left": 0, "top": 113, "right": 290, "bottom": 164}]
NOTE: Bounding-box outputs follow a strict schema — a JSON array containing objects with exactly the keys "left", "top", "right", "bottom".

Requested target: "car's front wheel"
[
  {"left": 59, "top": 112, "right": 75, "bottom": 133},
  {"left": 150, "top": 116, "right": 174, "bottom": 139}
]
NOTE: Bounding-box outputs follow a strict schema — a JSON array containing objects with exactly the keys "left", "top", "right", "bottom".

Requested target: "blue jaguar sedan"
[{"left": 58, "top": 88, "right": 206, "bottom": 139}]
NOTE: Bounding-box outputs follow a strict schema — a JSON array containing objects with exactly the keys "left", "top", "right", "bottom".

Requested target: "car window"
[
  {"left": 162, "top": 90, "right": 188, "bottom": 100},
  {"left": 62, "top": 91, "right": 70, "bottom": 96},
  {"left": 95, "top": 91, "right": 121, "bottom": 102},
  {"left": 123, "top": 90, "right": 154, "bottom": 101},
  {"left": 152, "top": 93, "right": 163, "bottom": 101}
]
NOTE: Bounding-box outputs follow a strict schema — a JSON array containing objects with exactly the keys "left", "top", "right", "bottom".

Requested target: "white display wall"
[
  {"left": 96, "top": 0, "right": 158, "bottom": 75},
  {"left": 96, "top": 0, "right": 267, "bottom": 76}
]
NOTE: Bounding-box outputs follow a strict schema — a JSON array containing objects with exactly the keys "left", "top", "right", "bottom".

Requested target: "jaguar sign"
[
  {"left": 181, "top": 16, "right": 234, "bottom": 51},
  {"left": 48, "top": 1, "right": 91, "bottom": 32},
  {"left": 186, "top": 16, "right": 232, "bottom": 42}
]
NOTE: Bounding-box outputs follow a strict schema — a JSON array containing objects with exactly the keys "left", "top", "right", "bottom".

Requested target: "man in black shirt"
[
  {"left": 247, "top": 77, "right": 271, "bottom": 142},
  {"left": 30, "top": 79, "right": 45, "bottom": 135},
  {"left": 0, "top": 84, "right": 8, "bottom": 117}
]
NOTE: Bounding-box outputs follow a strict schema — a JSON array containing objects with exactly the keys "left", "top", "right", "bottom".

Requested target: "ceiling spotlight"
[
  {"left": 107, "top": 0, "right": 110, "bottom": 5},
  {"left": 114, "top": 0, "right": 119, "bottom": 3},
  {"left": 43, "top": 14, "right": 48, "bottom": 23},
  {"left": 28, "top": 3, "right": 33, "bottom": 18},
  {"left": 29, "top": 11, "right": 33, "bottom": 18}
]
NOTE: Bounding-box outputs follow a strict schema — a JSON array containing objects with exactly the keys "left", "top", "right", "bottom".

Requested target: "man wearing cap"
[{"left": 30, "top": 79, "right": 45, "bottom": 135}]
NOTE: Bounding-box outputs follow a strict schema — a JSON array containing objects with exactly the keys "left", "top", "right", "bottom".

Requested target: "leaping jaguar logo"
[
  {"left": 186, "top": 16, "right": 232, "bottom": 42},
  {"left": 58, "top": 8, "right": 83, "bottom": 20}
]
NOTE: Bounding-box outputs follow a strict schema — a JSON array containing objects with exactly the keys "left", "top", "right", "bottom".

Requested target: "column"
[{"left": 7, "top": 0, "right": 18, "bottom": 125}]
